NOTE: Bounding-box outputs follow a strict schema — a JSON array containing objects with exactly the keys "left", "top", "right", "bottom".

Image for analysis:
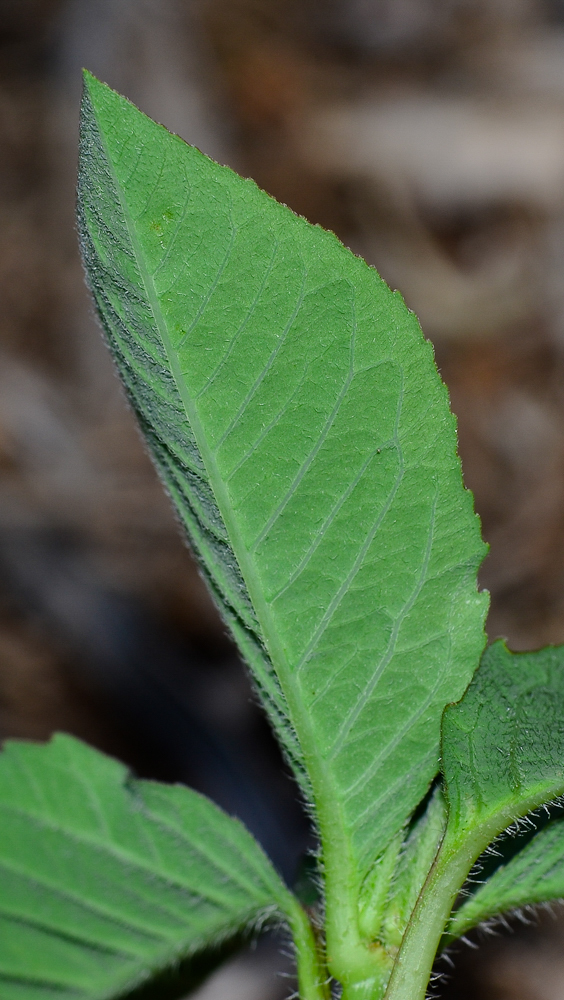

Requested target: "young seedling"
[{"left": 1, "top": 72, "right": 564, "bottom": 1000}]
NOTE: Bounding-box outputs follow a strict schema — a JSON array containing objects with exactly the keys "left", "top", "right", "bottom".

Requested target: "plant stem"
[
  {"left": 287, "top": 898, "right": 331, "bottom": 1000},
  {"left": 382, "top": 831, "right": 478, "bottom": 1000}
]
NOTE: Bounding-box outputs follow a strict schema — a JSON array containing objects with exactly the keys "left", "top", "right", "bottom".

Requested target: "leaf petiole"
[
  {"left": 382, "top": 827, "right": 476, "bottom": 1000},
  {"left": 285, "top": 897, "right": 331, "bottom": 1000}
]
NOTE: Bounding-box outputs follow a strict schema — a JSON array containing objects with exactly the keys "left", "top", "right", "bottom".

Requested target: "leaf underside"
[
  {"left": 0, "top": 735, "right": 289, "bottom": 1000},
  {"left": 77, "top": 72, "right": 487, "bottom": 887}
]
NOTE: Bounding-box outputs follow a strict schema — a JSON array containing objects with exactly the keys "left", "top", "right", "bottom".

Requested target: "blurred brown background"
[{"left": 3, "top": 1, "right": 564, "bottom": 997}]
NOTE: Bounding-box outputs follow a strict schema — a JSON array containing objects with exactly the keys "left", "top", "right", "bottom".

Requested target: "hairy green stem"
[
  {"left": 382, "top": 831, "right": 470, "bottom": 1000},
  {"left": 286, "top": 900, "right": 331, "bottom": 1000},
  {"left": 383, "top": 814, "right": 514, "bottom": 1000},
  {"left": 384, "top": 789, "right": 564, "bottom": 1000}
]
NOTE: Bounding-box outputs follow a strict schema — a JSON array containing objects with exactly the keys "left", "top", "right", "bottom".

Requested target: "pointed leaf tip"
[{"left": 77, "top": 76, "right": 488, "bottom": 895}]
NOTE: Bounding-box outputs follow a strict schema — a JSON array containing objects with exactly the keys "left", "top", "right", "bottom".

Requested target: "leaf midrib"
[{"left": 93, "top": 104, "right": 358, "bottom": 921}]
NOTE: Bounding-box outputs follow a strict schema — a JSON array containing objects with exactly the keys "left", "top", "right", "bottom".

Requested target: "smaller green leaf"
[
  {"left": 382, "top": 642, "right": 564, "bottom": 1000},
  {"left": 442, "top": 641, "right": 564, "bottom": 850},
  {"left": 0, "top": 734, "right": 300, "bottom": 1000},
  {"left": 358, "top": 831, "right": 402, "bottom": 943},
  {"left": 447, "top": 818, "right": 564, "bottom": 941},
  {"left": 381, "top": 786, "right": 447, "bottom": 949}
]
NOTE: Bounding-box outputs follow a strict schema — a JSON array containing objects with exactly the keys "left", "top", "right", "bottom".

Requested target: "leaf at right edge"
[
  {"left": 446, "top": 818, "right": 564, "bottom": 942},
  {"left": 441, "top": 641, "right": 564, "bottom": 883},
  {"left": 0, "top": 734, "right": 296, "bottom": 1000},
  {"left": 77, "top": 73, "right": 488, "bottom": 885}
]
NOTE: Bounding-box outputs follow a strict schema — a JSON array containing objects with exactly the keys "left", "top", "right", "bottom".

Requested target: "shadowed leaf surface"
[{"left": 0, "top": 734, "right": 292, "bottom": 999}]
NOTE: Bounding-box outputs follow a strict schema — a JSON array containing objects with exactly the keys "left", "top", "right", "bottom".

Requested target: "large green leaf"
[
  {"left": 77, "top": 70, "right": 487, "bottom": 921},
  {"left": 447, "top": 818, "right": 564, "bottom": 941},
  {"left": 0, "top": 734, "right": 296, "bottom": 1000},
  {"left": 442, "top": 641, "right": 564, "bottom": 851}
]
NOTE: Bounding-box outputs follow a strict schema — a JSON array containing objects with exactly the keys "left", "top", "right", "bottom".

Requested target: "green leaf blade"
[
  {"left": 77, "top": 67, "right": 487, "bottom": 930},
  {"left": 443, "top": 641, "right": 564, "bottom": 849},
  {"left": 78, "top": 74, "right": 308, "bottom": 800},
  {"left": 0, "top": 735, "right": 293, "bottom": 999}
]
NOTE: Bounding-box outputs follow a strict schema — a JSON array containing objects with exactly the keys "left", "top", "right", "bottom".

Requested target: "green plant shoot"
[{"left": 0, "top": 72, "right": 564, "bottom": 1000}]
